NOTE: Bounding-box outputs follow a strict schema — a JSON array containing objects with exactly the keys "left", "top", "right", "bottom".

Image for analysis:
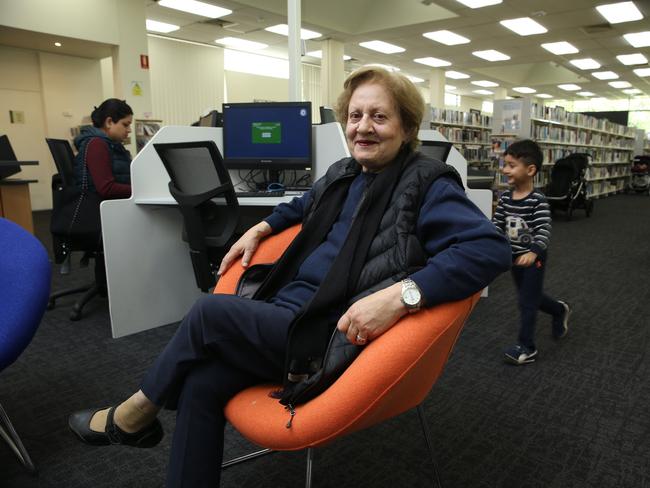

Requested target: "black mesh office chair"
[
  {"left": 45, "top": 138, "right": 105, "bottom": 321},
  {"left": 153, "top": 140, "right": 240, "bottom": 292}
]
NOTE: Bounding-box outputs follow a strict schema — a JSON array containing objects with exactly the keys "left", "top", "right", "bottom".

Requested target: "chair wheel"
[
  {"left": 70, "top": 310, "right": 82, "bottom": 321},
  {"left": 47, "top": 298, "right": 55, "bottom": 310}
]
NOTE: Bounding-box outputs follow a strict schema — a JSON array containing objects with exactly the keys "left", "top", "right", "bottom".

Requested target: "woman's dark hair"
[
  {"left": 504, "top": 139, "right": 543, "bottom": 173},
  {"left": 91, "top": 98, "right": 133, "bottom": 128}
]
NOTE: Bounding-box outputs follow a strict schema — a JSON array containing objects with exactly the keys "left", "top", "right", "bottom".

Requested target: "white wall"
[
  {"left": 148, "top": 36, "right": 224, "bottom": 126},
  {"left": 460, "top": 95, "right": 484, "bottom": 112},
  {"left": 225, "top": 70, "right": 289, "bottom": 103}
]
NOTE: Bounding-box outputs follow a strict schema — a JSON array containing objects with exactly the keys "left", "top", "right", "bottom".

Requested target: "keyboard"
[{"left": 235, "top": 190, "right": 285, "bottom": 198}]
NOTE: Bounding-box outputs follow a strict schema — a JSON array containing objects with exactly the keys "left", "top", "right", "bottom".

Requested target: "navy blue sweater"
[{"left": 265, "top": 174, "right": 510, "bottom": 311}]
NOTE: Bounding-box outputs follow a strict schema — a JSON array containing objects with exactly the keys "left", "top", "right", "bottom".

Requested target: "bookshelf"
[
  {"left": 134, "top": 119, "right": 163, "bottom": 153},
  {"left": 491, "top": 99, "right": 635, "bottom": 199},
  {"left": 425, "top": 107, "right": 492, "bottom": 167}
]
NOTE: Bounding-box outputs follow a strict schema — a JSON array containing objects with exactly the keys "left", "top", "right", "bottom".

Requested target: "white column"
[
  {"left": 321, "top": 39, "right": 345, "bottom": 107},
  {"left": 287, "top": 0, "right": 302, "bottom": 101},
  {"left": 493, "top": 87, "right": 507, "bottom": 101},
  {"left": 428, "top": 69, "right": 445, "bottom": 108}
]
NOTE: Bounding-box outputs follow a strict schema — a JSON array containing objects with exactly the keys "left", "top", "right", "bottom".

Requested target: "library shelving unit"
[
  {"left": 134, "top": 119, "right": 163, "bottom": 153},
  {"left": 491, "top": 98, "right": 635, "bottom": 199},
  {"left": 425, "top": 107, "right": 492, "bottom": 168}
]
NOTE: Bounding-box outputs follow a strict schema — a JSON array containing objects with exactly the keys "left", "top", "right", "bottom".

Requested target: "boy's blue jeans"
[{"left": 511, "top": 254, "right": 564, "bottom": 349}]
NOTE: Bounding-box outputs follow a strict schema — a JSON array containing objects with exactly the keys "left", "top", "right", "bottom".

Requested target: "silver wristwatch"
[{"left": 400, "top": 278, "right": 422, "bottom": 313}]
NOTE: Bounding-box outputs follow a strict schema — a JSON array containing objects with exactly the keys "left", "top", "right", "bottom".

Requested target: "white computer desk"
[{"left": 101, "top": 126, "right": 491, "bottom": 339}]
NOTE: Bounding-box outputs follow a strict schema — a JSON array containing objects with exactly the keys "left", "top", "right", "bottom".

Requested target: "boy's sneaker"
[
  {"left": 504, "top": 344, "right": 538, "bottom": 365},
  {"left": 552, "top": 301, "right": 571, "bottom": 340}
]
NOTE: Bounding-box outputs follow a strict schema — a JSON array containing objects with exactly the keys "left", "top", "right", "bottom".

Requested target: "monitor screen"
[
  {"left": 319, "top": 106, "right": 337, "bottom": 124},
  {"left": 198, "top": 110, "right": 222, "bottom": 127},
  {"left": 222, "top": 101, "right": 312, "bottom": 171}
]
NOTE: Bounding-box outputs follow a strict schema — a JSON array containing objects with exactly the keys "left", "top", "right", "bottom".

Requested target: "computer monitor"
[
  {"left": 0, "top": 135, "right": 21, "bottom": 180},
  {"left": 221, "top": 101, "right": 312, "bottom": 173},
  {"left": 198, "top": 110, "right": 222, "bottom": 127},
  {"left": 419, "top": 140, "right": 453, "bottom": 163},
  {"left": 319, "top": 106, "right": 337, "bottom": 124}
]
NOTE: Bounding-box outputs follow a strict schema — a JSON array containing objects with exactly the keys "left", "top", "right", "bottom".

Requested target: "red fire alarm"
[{"left": 140, "top": 54, "right": 149, "bottom": 69}]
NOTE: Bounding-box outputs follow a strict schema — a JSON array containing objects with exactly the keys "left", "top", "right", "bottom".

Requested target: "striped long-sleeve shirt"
[{"left": 492, "top": 189, "right": 552, "bottom": 256}]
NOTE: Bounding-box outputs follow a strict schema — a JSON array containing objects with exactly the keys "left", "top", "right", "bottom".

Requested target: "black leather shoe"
[{"left": 69, "top": 406, "right": 164, "bottom": 448}]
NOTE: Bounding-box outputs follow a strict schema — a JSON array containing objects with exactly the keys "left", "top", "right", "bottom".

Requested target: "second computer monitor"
[
  {"left": 419, "top": 140, "right": 453, "bottom": 163},
  {"left": 221, "top": 101, "right": 312, "bottom": 171}
]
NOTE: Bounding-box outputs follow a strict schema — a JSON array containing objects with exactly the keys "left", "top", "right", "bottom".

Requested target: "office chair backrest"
[
  {"left": 419, "top": 140, "right": 453, "bottom": 163},
  {"left": 45, "top": 138, "right": 76, "bottom": 187},
  {"left": 153, "top": 140, "right": 240, "bottom": 292}
]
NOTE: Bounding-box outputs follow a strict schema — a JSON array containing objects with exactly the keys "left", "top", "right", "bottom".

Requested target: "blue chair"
[{"left": 0, "top": 217, "right": 51, "bottom": 473}]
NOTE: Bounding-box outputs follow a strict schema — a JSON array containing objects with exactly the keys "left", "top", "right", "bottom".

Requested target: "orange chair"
[{"left": 215, "top": 225, "right": 480, "bottom": 487}]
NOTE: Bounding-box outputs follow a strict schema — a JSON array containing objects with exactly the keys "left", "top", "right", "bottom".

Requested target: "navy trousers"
[
  {"left": 511, "top": 256, "right": 563, "bottom": 349},
  {"left": 139, "top": 294, "right": 296, "bottom": 488}
]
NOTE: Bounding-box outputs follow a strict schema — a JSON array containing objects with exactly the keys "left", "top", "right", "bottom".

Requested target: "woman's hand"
[
  {"left": 514, "top": 251, "right": 538, "bottom": 267},
  {"left": 336, "top": 283, "right": 407, "bottom": 344},
  {"left": 217, "top": 221, "right": 272, "bottom": 275}
]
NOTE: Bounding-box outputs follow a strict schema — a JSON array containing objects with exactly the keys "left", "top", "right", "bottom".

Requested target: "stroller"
[
  {"left": 629, "top": 155, "right": 650, "bottom": 195},
  {"left": 546, "top": 152, "right": 594, "bottom": 220}
]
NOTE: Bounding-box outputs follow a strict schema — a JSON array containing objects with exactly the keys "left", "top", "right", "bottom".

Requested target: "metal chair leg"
[
  {"left": 305, "top": 447, "right": 314, "bottom": 488},
  {"left": 0, "top": 403, "right": 37, "bottom": 474},
  {"left": 417, "top": 404, "right": 443, "bottom": 488},
  {"left": 221, "top": 447, "right": 274, "bottom": 469}
]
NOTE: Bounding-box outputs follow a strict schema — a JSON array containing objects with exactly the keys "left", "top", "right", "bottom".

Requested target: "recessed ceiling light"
[
  {"left": 471, "top": 80, "right": 499, "bottom": 87},
  {"left": 609, "top": 80, "right": 632, "bottom": 88},
  {"left": 54, "top": 42, "right": 62, "bottom": 47},
  {"left": 146, "top": 19, "right": 180, "bottom": 33},
  {"left": 541, "top": 41, "right": 579, "bottom": 55},
  {"left": 596, "top": 1, "right": 643, "bottom": 24},
  {"left": 265, "top": 24, "right": 322, "bottom": 40},
  {"left": 570, "top": 58, "right": 601, "bottom": 70},
  {"left": 454, "top": 0, "right": 502, "bottom": 7},
  {"left": 473, "top": 89, "right": 494, "bottom": 95},
  {"left": 592, "top": 71, "right": 619, "bottom": 80},
  {"left": 422, "top": 30, "right": 470, "bottom": 45},
  {"left": 577, "top": 91, "right": 596, "bottom": 96},
  {"left": 358, "top": 40, "right": 405, "bottom": 54},
  {"left": 623, "top": 31, "right": 650, "bottom": 48},
  {"left": 500, "top": 17, "right": 548, "bottom": 36},
  {"left": 558, "top": 84, "right": 581, "bottom": 91},
  {"left": 445, "top": 70, "right": 470, "bottom": 79},
  {"left": 406, "top": 75, "right": 425, "bottom": 83},
  {"left": 537, "top": 93, "right": 553, "bottom": 98},
  {"left": 445, "top": 85, "right": 457, "bottom": 91},
  {"left": 617, "top": 53, "right": 648, "bottom": 65},
  {"left": 633, "top": 67, "right": 650, "bottom": 77},
  {"left": 513, "top": 87, "right": 537, "bottom": 93},
  {"left": 473, "top": 49, "right": 510, "bottom": 61},
  {"left": 305, "top": 50, "right": 351, "bottom": 60},
  {"left": 214, "top": 37, "right": 267, "bottom": 51},
  {"left": 158, "top": 0, "right": 231, "bottom": 18},
  {"left": 414, "top": 57, "right": 452, "bottom": 68},
  {"left": 623, "top": 88, "right": 642, "bottom": 94}
]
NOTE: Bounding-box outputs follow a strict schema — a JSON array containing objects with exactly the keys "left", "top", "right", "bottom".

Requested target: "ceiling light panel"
[
  {"left": 541, "top": 41, "right": 579, "bottom": 55},
  {"left": 455, "top": 0, "right": 502, "bottom": 7},
  {"left": 513, "top": 87, "right": 536, "bottom": 93},
  {"left": 158, "top": 0, "right": 231, "bottom": 18},
  {"left": 414, "top": 57, "right": 452, "bottom": 67},
  {"left": 558, "top": 84, "right": 581, "bottom": 91},
  {"left": 623, "top": 31, "right": 650, "bottom": 48},
  {"left": 609, "top": 80, "right": 632, "bottom": 88},
  {"left": 596, "top": 1, "right": 643, "bottom": 24},
  {"left": 500, "top": 17, "right": 548, "bottom": 36},
  {"left": 146, "top": 19, "right": 180, "bottom": 33},
  {"left": 536, "top": 94, "right": 553, "bottom": 98},
  {"left": 633, "top": 67, "right": 650, "bottom": 77},
  {"left": 445, "top": 85, "right": 457, "bottom": 91},
  {"left": 473, "top": 89, "right": 494, "bottom": 95},
  {"left": 214, "top": 37, "right": 267, "bottom": 50},
  {"left": 617, "top": 53, "right": 648, "bottom": 65},
  {"left": 422, "top": 30, "right": 470, "bottom": 45},
  {"left": 473, "top": 49, "right": 510, "bottom": 61},
  {"left": 445, "top": 70, "right": 470, "bottom": 79},
  {"left": 577, "top": 91, "right": 595, "bottom": 96},
  {"left": 358, "top": 40, "right": 405, "bottom": 54},
  {"left": 265, "top": 24, "right": 322, "bottom": 40},
  {"left": 305, "top": 50, "right": 351, "bottom": 60},
  {"left": 570, "top": 58, "right": 601, "bottom": 70},
  {"left": 471, "top": 80, "right": 499, "bottom": 87},
  {"left": 592, "top": 71, "right": 619, "bottom": 80},
  {"left": 406, "top": 75, "right": 425, "bottom": 83},
  {"left": 623, "top": 88, "right": 642, "bottom": 94}
]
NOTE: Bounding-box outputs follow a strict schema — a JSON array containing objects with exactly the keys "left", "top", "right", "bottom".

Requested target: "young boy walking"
[{"left": 493, "top": 139, "right": 571, "bottom": 365}]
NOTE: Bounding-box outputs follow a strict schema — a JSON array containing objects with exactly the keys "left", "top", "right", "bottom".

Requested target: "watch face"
[{"left": 403, "top": 287, "right": 421, "bottom": 306}]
